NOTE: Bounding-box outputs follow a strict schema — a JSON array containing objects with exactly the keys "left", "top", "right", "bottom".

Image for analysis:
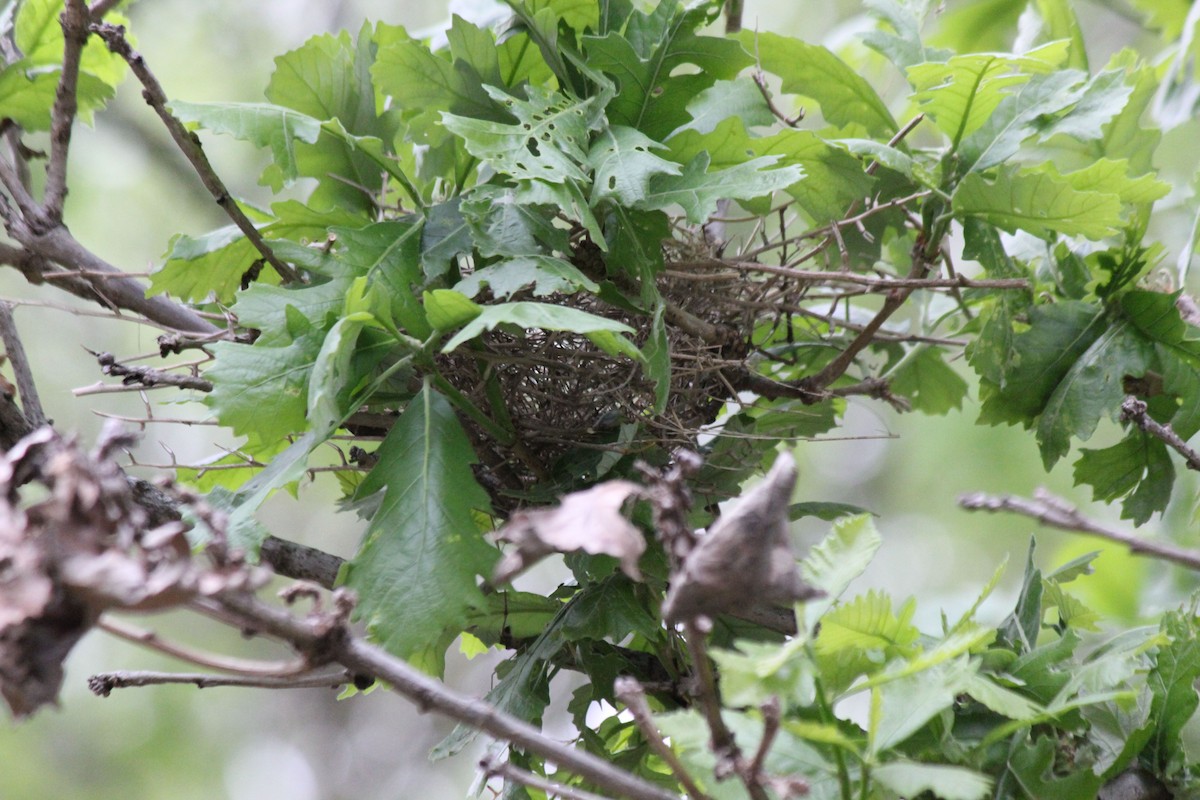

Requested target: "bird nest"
[{"left": 437, "top": 234, "right": 788, "bottom": 496}]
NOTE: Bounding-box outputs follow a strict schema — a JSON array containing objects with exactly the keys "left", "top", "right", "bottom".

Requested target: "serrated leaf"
[
  {"left": 341, "top": 384, "right": 497, "bottom": 671},
  {"left": 265, "top": 27, "right": 396, "bottom": 213},
  {"left": 712, "top": 639, "right": 818, "bottom": 709},
  {"left": 1147, "top": 612, "right": 1200, "bottom": 770},
  {"left": 801, "top": 515, "right": 882, "bottom": 602},
  {"left": 441, "top": 301, "right": 639, "bottom": 361},
  {"left": 587, "top": 126, "right": 681, "bottom": 206},
  {"left": 584, "top": 2, "right": 751, "bottom": 139},
  {"left": 1008, "top": 735, "right": 1105, "bottom": 799},
  {"left": 863, "top": 0, "right": 952, "bottom": 71},
  {"left": 232, "top": 276, "right": 355, "bottom": 346},
  {"left": 674, "top": 77, "right": 774, "bottom": 135},
  {"left": 204, "top": 311, "right": 327, "bottom": 441},
  {"left": 669, "top": 119, "right": 870, "bottom": 224},
  {"left": 331, "top": 219, "right": 430, "bottom": 337},
  {"left": 461, "top": 185, "right": 570, "bottom": 257},
  {"left": 907, "top": 42, "right": 1070, "bottom": 146},
  {"left": 1051, "top": 158, "right": 1170, "bottom": 206},
  {"left": 170, "top": 100, "right": 322, "bottom": 183},
  {"left": 962, "top": 671, "right": 1044, "bottom": 721},
  {"left": 641, "top": 152, "right": 802, "bottom": 224},
  {"left": 558, "top": 574, "right": 659, "bottom": 641},
  {"left": 442, "top": 84, "right": 599, "bottom": 184},
  {"left": 1036, "top": 320, "right": 1152, "bottom": 469},
  {"left": 870, "top": 659, "right": 976, "bottom": 754},
  {"left": 420, "top": 198, "right": 472, "bottom": 279},
  {"left": 977, "top": 300, "right": 1106, "bottom": 426},
  {"left": 0, "top": 62, "right": 58, "bottom": 130},
  {"left": 953, "top": 164, "right": 1123, "bottom": 240},
  {"left": 736, "top": 30, "right": 897, "bottom": 137},
  {"left": 874, "top": 761, "right": 992, "bottom": 800},
  {"left": 888, "top": 346, "right": 969, "bottom": 415},
  {"left": 816, "top": 590, "right": 919, "bottom": 657},
  {"left": 455, "top": 255, "right": 599, "bottom": 300},
  {"left": 1075, "top": 433, "right": 1173, "bottom": 525}
]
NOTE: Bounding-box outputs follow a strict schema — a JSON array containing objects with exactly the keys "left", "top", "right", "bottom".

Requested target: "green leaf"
[
  {"left": 977, "top": 301, "right": 1106, "bottom": 426},
  {"left": 669, "top": 119, "right": 871, "bottom": 224},
  {"left": 423, "top": 289, "right": 482, "bottom": 331},
  {"left": 584, "top": 2, "right": 751, "bottom": 139},
  {"left": 952, "top": 164, "right": 1124, "bottom": 240},
  {"left": 674, "top": 77, "right": 774, "bottom": 135},
  {"left": 170, "top": 100, "right": 322, "bottom": 183},
  {"left": 454, "top": 256, "right": 599, "bottom": 299},
  {"left": 441, "top": 302, "right": 640, "bottom": 361},
  {"left": 888, "top": 346, "right": 969, "bottom": 415},
  {"left": 586, "top": 126, "right": 681, "bottom": 206},
  {"left": 641, "top": 152, "right": 802, "bottom": 224},
  {"left": 1008, "top": 735, "right": 1105, "bottom": 799},
  {"left": 816, "top": 590, "right": 920, "bottom": 658},
  {"left": 341, "top": 384, "right": 497, "bottom": 671},
  {"left": 204, "top": 308, "right": 327, "bottom": 441},
  {"left": 863, "top": 0, "right": 951, "bottom": 71},
  {"left": 736, "top": 30, "right": 898, "bottom": 138},
  {"left": 711, "top": 639, "right": 818, "bottom": 709},
  {"left": 997, "top": 539, "right": 1043, "bottom": 653},
  {"left": 0, "top": 62, "right": 58, "bottom": 130},
  {"left": 870, "top": 659, "right": 976, "bottom": 754},
  {"left": 1036, "top": 320, "right": 1152, "bottom": 469},
  {"left": 230, "top": 276, "right": 355, "bottom": 346},
  {"left": 558, "top": 575, "right": 660, "bottom": 642},
  {"left": 1050, "top": 158, "right": 1170, "bottom": 207},
  {"left": 801, "top": 515, "right": 883, "bottom": 602},
  {"left": 441, "top": 84, "right": 600, "bottom": 184},
  {"left": 1147, "top": 611, "right": 1200, "bottom": 770},
  {"left": 873, "top": 760, "right": 992, "bottom": 800},
  {"left": 331, "top": 219, "right": 431, "bottom": 338},
  {"left": 420, "top": 198, "right": 472, "bottom": 279},
  {"left": 1074, "top": 433, "right": 1173, "bottom": 525},
  {"left": 907, "top": 42, "right": 1070, "bottom": 147},
  {"left": 266, "top": 27, "right": 396, "bottom": 213},
  {"left": 461, "top": 185, "right": 570, "bottom": 257}
]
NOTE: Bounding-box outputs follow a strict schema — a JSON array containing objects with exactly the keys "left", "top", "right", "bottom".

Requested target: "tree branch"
[
  {"left": 90, "top": 350, "right": 213, "bottom": 392},
  {"left": 209, "top": 590, "right": 681, "bottom": 800},
  {"left": 41, "top": 0, "right": 90, "bottom": 225},
  {"left": 615, "top": 677, "right": 713, "bottom": 800},
  {"left": 1121, "top": 396, "right": 1200, "bottom": 472},
  {"left": 89, "top": 668, "right": 352, "bottom": 695},
  {"left": 480, "top": 755, "right": 618, "bottom": 800},
  {"left": 90, "top": 22, "right": 302, "bottom": 286},
  {"left": 959, "top": 488, "right": 1200, "bottom": 572},
  {"left": 0, "top": 301, "right": 47, "bottom": 426}
]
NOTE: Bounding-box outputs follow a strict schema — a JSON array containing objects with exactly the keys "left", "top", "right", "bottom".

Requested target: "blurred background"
[{"left": 0, "top": 0, "right": 1196, "bottom": 797}]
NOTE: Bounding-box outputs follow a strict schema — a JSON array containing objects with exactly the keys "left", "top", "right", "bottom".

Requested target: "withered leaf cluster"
[{"left": 0, "top": 425, "right": 265, "bottom": 717}]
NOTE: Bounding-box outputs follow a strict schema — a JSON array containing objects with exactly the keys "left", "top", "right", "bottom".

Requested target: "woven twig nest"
[{"left": 438, "top": 234, "right": 785, "bottom": 499}]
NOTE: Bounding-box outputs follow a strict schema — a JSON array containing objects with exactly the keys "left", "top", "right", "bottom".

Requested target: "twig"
[
  {"left": 713, "top": 259, "right": 1029, "bottom": 291},
  {"left": 87, "top": 0, "right": 125, "bottom": 17},
  {"left": 260, "top": 536, "right": 345, "bottom": 589},
  {"left": 959, "top": 488, "right": 1200, "bottom": 572},
  {"left": 481, "top": 755, "right": 616, "bottom": 800},
  {"left": 205, "top": 591, "right": 681, "bottom": 800},
  {"left": 88, "top": 668, "right": 352, "bottom": 695},
  {"left": 90, "top": 23, "right": 301, "bottom": 286},
  {"left": 88, "top": 350, "right": 213, "bottom": 392},
  {"left": 1120, "top": 396, "right": 1200, "bottom": 471},
  {"left": 0, "top": 301, "right": 47, "bottom": 426},
  {"left": 41, "top": 0, "right": 90, "bottom": 225},
  {"left": 747, "top": 697, "right": 781, "bottom": 782},
  {"left": 615, "top": 677, "right": 713, "bottom": 800},
  {"left": 752, "top": 71, "right": 802, "bottom": 127},
  {"left": 98, "top": 616, "right": 310, "bottom": 676}
]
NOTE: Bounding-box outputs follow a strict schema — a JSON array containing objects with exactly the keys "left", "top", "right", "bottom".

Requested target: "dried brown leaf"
[
  {"left": 662, "top": 451, "right": 822, "bottom": 622},
  {"left": 493, "top": 480, "right": 646, "bottom": 584}
]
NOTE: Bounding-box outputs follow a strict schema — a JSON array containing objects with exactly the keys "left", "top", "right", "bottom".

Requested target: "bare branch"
[
  {"left": 89, "top": 350, "right": 213, "bottom": 392},
  {"left": 89, "top": 668, "right": 352, "bottom": 695},
  {"left": 615, "top": 677, "right": 713, "bottom": 800},
  {"left": 0, "top": 301, "right": 47, "bottom": 426},
  {"left": 90, "top": 22, "right": 302, "bottom": 286},
  {"left": 209, "top": 590, "right": 681, "bottom": 800},
  {"left": 260, "top": 536, "right": 344, "bottom": 590},
  {"left": 480, "top": 755, "right": 617, "bottom": 800},
  {"left": 98, "top": 616, "right": 309, "bottom": 676},
  {"left": 42, "top": 0, "right": 90, "bottom": 224},
  {"left": 1121, "top": 396, "right": 1200, "bottom": 471},
  {"left": 959, "top": 488, "right": 1200, "bottom": 572}
]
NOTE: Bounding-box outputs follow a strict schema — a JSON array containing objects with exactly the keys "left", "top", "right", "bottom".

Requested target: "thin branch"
[
  {"left": 1121, "top": 396, "right": 1200, "bottom": 472},
  {"left": 90, "top": 23, "right": 301, "bottom": 285},
  {"left": 615, "top": 677, "right": 713, "bottom": 800},
  {"left": 712, "top": 259, "right": 1029, "bottom": 291},
  {"left": 959, "top": 488, "right": 1200, "bottom": 572},
  {"left": 747, "top": 697, "right": 781, "bottom": 782},
  {"left": 89, "top": 350, "right": 213, "bottom": 392},
  {"left": 89, "top": 668, "right": 352, "bottom": 695},
  {"left": 87, "top": 0, "right": 125, "bottom": 17},
  {"left": 481, "top": 755, "right": 617, "bottom": 800},
  {"left": 0, "top": 301, "right": 47, "bottom": 426},
  {"left": 41, "top": 0, "right": 90, "bottom": 224},
  {"left": 752, "top": 71, "right": 802, "bottom": 127},
  {"left": 98, "top": 616, "right": 310, "bottom": 676},
  {"left": 260, "top": 536, "right": 344, "bottom": 589},
  {"left": 209, "top": 591, "right": 681, "bottom": 800}
]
